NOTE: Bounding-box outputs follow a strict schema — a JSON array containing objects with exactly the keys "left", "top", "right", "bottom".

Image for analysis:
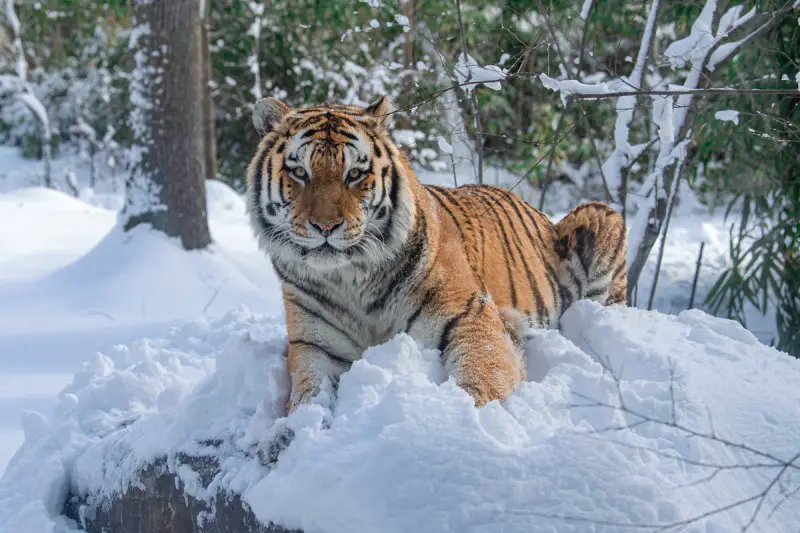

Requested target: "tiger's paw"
[
  {"left": 455, "top": 344, "right": 524, "bottom": 408},
  {"left": 458, "top": 378, "right": 516, "bottom": 408},
  {"left": 258, "top": 421, "right": 296, "bottom": 466}
]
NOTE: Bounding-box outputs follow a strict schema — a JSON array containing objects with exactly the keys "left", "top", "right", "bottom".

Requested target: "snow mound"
[
  {"left": 0, "top": 221, "right": 282, "bottom": 332},
  {"left": 0, "top": 186, "right": 106, "bottom": 213},
  {"left": 1, "top": 302, "right": 799, "bottom": 533},
  {"left": 205, "top": 179, "right": 247, "bottom": 221}
]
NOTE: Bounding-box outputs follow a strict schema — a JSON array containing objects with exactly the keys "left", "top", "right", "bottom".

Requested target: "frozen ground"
[{"left": 0, "top": 149, "right": 794, "bottom": 531}]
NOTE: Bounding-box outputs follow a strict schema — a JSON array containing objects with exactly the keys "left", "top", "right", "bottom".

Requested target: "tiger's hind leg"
[{"left": 554, "top": 202, "right": 627, "bottom": 314}]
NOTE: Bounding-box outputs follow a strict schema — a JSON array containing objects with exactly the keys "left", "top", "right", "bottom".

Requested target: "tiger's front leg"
[
  {"left": 438, "top": 293, "right": 526, "bottom": 407},
  {"left": 286, "top": 341, "right": 347, "bottom": 412},
  {"left": 284, "top": 293, "right": 352, "bottom": 413}
]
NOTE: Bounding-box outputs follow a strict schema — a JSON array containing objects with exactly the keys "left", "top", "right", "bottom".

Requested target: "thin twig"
[{"left": 572, "top": 87, "right": 800, "bottom": 99}]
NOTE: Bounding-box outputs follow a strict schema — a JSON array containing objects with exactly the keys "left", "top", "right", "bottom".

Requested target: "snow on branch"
[
  {"left": 453, "top": 53, "right": 507, "bottom": 95},
  {"left": 707, "top": 1, "right": 795, "bottom": 72},
  {"left": 593, "top": 0, "right": 662, "bottom": 197},
  {"left": 538, "top": 73, "right": 610, "bottom": 106}
]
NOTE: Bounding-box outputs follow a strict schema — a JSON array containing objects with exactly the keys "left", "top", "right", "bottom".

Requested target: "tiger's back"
[
  {"left": 425, "top": 183, "right": 627, "bottom": 332},
  {"left": 425, "top": 184, "right": 560, "bottom": 328}
]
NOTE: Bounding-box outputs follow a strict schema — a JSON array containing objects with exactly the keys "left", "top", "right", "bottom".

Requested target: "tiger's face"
[{"left": 247, "top": 97, "right": 412, "bottom": 270}]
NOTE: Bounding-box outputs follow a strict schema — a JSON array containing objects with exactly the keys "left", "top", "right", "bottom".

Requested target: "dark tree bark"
[
  {"left": 201, "top": 2, "right": 218, "bottom": 182},
  {"left": 124, "top": 0, "right": 212, "bottom": 251},
  {"left": 65, "top": 454, "right": 301, "bottom": 533}
]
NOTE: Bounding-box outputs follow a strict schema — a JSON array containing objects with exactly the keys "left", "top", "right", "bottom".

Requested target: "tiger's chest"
[{"left": 281, "top": 265, "right": 424, "bottom": 357}]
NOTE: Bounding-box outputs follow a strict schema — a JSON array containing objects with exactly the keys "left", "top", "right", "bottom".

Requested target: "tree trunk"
[
  {"left": 124, "top": 0, "right": 212, "bottom": 251},
  {"left": 201, "top": 3, "right": 217, "bottom": 182}
]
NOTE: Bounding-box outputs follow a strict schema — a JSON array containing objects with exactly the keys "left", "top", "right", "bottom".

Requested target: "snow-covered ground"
[
  {"left": 3, "top": 302, "right": 799, "bottom": 532},
  {"left": 0, "top": 153, "right": 282, "bottom": 474},
  {"left": 0, "top": 150, "right": 796, "bottom": 532}
]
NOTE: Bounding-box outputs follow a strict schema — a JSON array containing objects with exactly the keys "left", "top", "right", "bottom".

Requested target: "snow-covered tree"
[
  {"left": 3, "top": 0, "right": 52, "bottom": 187},
  {"left": 123, "top": 0, "right": 211, "bottom": 250}
]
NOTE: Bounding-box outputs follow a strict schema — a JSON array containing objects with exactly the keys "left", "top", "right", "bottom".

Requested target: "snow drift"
[{"left": 1, "top": 301, "right": 799, "bottom": 533}]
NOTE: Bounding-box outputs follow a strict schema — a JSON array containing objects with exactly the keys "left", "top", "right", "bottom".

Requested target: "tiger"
[{"left": 246, "top": 96, "right": 627, "bottom": 413}]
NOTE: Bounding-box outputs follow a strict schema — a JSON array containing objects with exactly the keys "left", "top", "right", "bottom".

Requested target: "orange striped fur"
[{"left": 246, "top": 97, "right": 627, "bottom": 412}]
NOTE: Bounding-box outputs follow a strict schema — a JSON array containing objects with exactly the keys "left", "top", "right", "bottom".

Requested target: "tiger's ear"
[
  {"left": 253, "top": 97, "right": 290, "bottom": 136},
  {"left": 365, "top": 96, "right": 396, "bottom": 130}
]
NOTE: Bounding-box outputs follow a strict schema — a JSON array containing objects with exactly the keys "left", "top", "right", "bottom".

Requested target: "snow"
[
  {"left": 0, "top": 167, "right": 282, "bottom": 477},
  {"left": 539, "top": 73, "right": 610, "bottom": 101},
  {"left": 453, "top": 53, "right": 507, "bottom": 95},
  {"left": 706, "top": 6, "right": 758, "bottom": 72},
  {"left": 3, "top": 0, "right": 20, "bottom": 36},
  {"left": 653, "top": 95, "right": 675, "bottom": 146},
  {"left": 436, "top": 135, "right": 453, "bottom": 155},
  {"left": 17, "top": 93, "right": 51, "bottom": 137},
  {"left": 663, "top": 0, "right": 717, "bottom": 70},
  {"left": 0, "top": 151, "right": 795, "bottom": 532},
  {"left": 599, "top": 0, "right": 660, "bottom": 194},
  {"left": 2, "top": 301, "right": 799, "bottom": 533},
  {"left": 715, "top": 109, "right": 740, "bottom": 125},
  {"left": 579, "top": 0, "right": 593, "bottom": 20}
]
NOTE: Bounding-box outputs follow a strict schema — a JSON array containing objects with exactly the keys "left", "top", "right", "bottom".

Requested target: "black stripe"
[
  {"left": 338, "top": 130, "right": 358, "bottom": 141},
  {"left": 367, "top": 208, "right": 428, "bottom": 312},
  {"left": 471, "top": 189, "right": 519, "bottom": 308},
  {"left": 373, "top": 142, "right": 383, "bottom": 158},
  {"left": 513, "top": 196, "right": 562, "bottom": 308},
  {"left": 285, "top": 296, "right": 362, "bottom": 352},
  {"left": 335, "top": 115, "right": 358, "bottom": 128},
  {"left": 589, "top": 224, "right": 628, "bottom": 283},
  {"left": 262, "top": 149, "right": 274, "bottom": 203},
  {"left": 584, "top": 286, "right": 606, "bottom": 299},
  {"left": 295, "top": 116, "right": 325, "bottom": 130},
  {"left": 559, "top": 285, "right": 573, "bottom": 316},
  {"left": 289, "top": 340, "right": 351, "bottom": 365},
  {"left": 574, "top": 227, "right": 597, "bottom": 277},
  {"left": 612, "top": 260, "right": 627, "bottom": 280},
  {"left": 492, "top": 187, "right": 560, "bottom": 304},
  {"left": 431, "top": 186, "right": 483, "bottom": 268},
  {"left": 588, "top": 226, "right": 626, "bottom": 283},
  {"left": 273, "top": 260, "right": 361, "bottom": 329},
  {"left": 478, "top": 188, "right": 547, "bottom": 322},
  {"left": 564, "top": 263, "right": 584, "bottom": 298},
  {"left": 379, "top": 161, "right": 401, "bottom": 243},
  {"left": 252, "top": 143, "right": 276, "bottom": 233},
  {"left": 426, "top": 187, "right": 467, "bottom": 243},
  {"left": 438, "top": 294, "right": 478, "bottom": 354},
  {"left": 405, "top": 286, "right": 437, "bottom": 332},
  {"left": 388, "top": 162, "right": 400, "bottom": 206},
  {"left": 375, "top": 165, "right": 389, "bottom": 207},
  {"left": 277, "top": 162, "right": 288, "bottom": 203}
]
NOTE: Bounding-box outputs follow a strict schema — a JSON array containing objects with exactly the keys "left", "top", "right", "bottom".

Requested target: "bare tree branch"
[{"left": 454, "top": 0, "right": 484, "bottom": 184}]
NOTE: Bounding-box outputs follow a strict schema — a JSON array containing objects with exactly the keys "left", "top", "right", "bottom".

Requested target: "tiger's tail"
[{"left": 554, "top": 202, "right": 627, "bottom": 314}]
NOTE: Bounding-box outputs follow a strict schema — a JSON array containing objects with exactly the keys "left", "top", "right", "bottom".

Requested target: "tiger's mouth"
[{"left": 298, "top": 240, "right": 358, "bottom": 258}]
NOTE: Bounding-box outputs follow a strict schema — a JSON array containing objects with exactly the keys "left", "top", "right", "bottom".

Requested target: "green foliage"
[{"left": 701, "top": 14, "right": 800, "bottom": 357}]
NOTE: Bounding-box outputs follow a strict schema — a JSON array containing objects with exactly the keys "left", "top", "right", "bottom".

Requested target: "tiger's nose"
[{"left": 309, "top": 217, "right": 344, "bottom": 236}]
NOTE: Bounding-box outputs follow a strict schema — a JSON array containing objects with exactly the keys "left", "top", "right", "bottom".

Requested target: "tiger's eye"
[
  {"left": 294, "top": 167, "right": 307, "bottom": 179},
  {"left": 348, "top": 168, "right": 361, "bottom": 179}
]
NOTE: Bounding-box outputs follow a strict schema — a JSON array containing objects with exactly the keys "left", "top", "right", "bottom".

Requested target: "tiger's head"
[{"left": 246, "top": 97, "right": 416, "bottom": 270}]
